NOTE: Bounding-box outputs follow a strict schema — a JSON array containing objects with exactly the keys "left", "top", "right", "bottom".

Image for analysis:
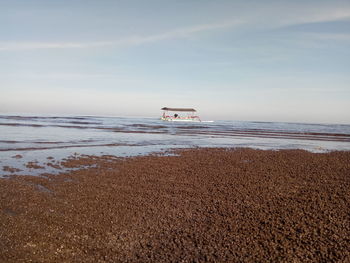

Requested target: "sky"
[{"left": 0, "top": 0, "right": 350, "bottom": 123}]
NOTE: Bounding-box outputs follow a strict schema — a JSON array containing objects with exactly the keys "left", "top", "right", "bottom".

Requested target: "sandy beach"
[{"left": 0, "top": 148, "right": 349, "bottom": 262}]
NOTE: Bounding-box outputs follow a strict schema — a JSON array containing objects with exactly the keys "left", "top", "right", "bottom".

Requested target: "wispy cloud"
[
  {"left": 1, "top": 4, "right": 349, "bottom": 52},
  {"left": 0, "top": 20, "right": 243, "bottom": 51},
  {"left": 288, "top": 8, "right": 350, "bottom": 25}
]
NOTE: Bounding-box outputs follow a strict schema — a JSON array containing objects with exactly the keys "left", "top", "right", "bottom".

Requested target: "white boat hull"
[{"left": 161, "top": 118, "right": 201, "bottom": 122}]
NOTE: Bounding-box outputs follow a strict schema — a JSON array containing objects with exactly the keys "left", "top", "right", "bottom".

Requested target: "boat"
[{"left": 161, "top": 107, "right": 201, "bottom": 122}]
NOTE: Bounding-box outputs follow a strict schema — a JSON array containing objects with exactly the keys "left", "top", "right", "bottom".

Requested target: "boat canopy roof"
[{"left": 161, "top": 107, "right": 196, "bottom": 112}]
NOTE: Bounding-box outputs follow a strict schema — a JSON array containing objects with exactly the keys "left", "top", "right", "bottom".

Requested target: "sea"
[{"left": 1, "top": 114, "right": 350, "bottom": 177}]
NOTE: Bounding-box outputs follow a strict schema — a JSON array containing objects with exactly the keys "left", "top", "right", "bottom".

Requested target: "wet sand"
[{"left": 0, "top": 148, "right": 349, "bottom": 262}]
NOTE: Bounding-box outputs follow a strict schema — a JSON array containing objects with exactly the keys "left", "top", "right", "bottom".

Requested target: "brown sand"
[{"left": 0, "top": 148, "right": 349, "bottom": 262}]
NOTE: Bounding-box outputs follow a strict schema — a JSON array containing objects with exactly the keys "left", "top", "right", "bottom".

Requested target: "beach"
[
  {"left": 2, "top": 0, "right": 350, "bottom": 261},
  {"left": 1, "top": 148, "right": 349, "bottom": 262}
]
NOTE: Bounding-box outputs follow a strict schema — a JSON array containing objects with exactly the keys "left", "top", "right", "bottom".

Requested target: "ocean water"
[{"left": 1, "top": 114, "right": 350, "bottom": 177}]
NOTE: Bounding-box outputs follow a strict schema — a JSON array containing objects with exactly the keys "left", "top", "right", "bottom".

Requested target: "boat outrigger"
[{"left": 161, "top": 107, "right": 201, "bottom": 122}]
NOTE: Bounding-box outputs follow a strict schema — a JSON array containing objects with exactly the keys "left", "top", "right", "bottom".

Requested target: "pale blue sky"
[{"left": 1, "top": 0, "right": 349, "bottom": 123}]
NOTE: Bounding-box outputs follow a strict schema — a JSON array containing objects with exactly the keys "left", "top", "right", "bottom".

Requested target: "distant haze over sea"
[{"left": 1, "top": 1, "right": 349, "bottom": 124}]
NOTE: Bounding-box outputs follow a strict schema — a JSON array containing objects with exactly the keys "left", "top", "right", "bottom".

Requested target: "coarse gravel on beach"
[{"left": 0, "top": 148, "right": 349, "bottom": 262}]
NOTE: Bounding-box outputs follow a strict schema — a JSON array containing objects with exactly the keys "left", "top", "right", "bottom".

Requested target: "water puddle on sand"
[{"left": 0, "top": 145, "right": 186, "bottom": 177}]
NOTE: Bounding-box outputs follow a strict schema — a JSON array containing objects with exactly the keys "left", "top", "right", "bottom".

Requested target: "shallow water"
[{"left": 1, "top": 114, "right": 350, "bottom": 177}]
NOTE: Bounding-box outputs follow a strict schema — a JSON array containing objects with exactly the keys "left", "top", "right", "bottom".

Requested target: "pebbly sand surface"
[{"left": 0, "top": 148, "right": 349, "bottom": 262}]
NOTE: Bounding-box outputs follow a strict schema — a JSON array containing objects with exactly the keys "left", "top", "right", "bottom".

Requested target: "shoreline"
[
  {"left": 1, "top": 148, "right": 349, "bottom": 262},
  {"left": 2, "top": 145, "right": 350, "bottom": 179}
]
